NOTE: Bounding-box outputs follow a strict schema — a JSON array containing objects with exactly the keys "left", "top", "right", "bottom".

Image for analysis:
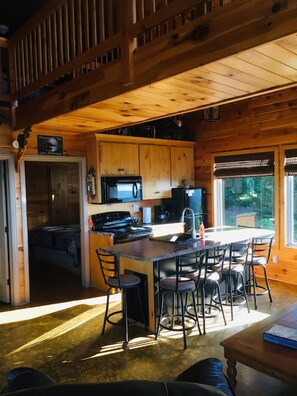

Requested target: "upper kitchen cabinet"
[
  {"left": 140, "top": 144, "right": 171, "bottom": 199},
  {"left": 86, "top": 134, "right": 195, "bottom": 203},
  {"left": 99, "top": 142, "right": 139, "bottom": 175},
  {"left": 171, "top": 146, "right": 194, "bottom": 188}
]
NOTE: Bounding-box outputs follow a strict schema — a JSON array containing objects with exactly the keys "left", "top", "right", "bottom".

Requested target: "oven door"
[{"left": 101, "top": 177, "right": 142, "bottom": 203}]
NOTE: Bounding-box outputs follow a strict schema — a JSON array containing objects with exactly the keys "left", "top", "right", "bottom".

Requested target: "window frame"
[
  {"left": 286, "top": 175, "right": 296, "bottom": 247},
  {"left": 283, "top": 146, "right": 297, "bottom": 248},
  {"left": 212, "top": 147, "right": 279, "bottom": 249}
]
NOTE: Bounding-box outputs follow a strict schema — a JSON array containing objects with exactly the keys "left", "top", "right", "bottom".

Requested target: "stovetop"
[{"left": 91, "top": 211, "right": 152, "bottom": 242}]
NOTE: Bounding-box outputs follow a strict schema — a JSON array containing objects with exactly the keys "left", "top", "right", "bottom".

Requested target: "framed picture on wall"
[{"left": 37, "top": 135, "right": 63, "bottom": 155}]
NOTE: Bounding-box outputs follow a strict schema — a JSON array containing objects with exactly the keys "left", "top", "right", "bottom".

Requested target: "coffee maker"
[{"left": 154, "top": 205, "right": 170, "bottom": 222}]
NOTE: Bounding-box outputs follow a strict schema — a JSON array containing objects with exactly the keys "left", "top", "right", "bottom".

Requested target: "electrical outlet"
[
  {"left": 272, "top": 255, "right": 279, "bottom": 264},
  {"left": 132, "top": 204, "right": 139, "bottom": 212}
]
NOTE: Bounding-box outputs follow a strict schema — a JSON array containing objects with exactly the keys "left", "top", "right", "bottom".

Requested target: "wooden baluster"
[
  {"left": 57, "top": 7, "right": 64, "bottom": 65},
  {"left": 24, "top": 35, "right": 30, "bottom": 86},
  {"left": 83, "top": 0, "right": 90, "bottom": 51},
  {"left": 32, "top": 28, "right": 38, "bottom": 81},
  {"left": 90, "top": 0, "right": 98, "bottom": 47},
  {"left": 37, "top": 24, "right": 43, "bottom": 77},
  {"left": 98, "top": 0, "right": 105, "bottom": 44},
  {"left": 76, "top": 0, "right": 83, "bottom": 54},
  {"left": 27, "top": 32, "right": 33, "bottom": 83},
  {"left": 9, "top": 47, "right": 17, "bottom": 94},
  {"left": 47, "top": 17, "right": 53, "bottom": 73},
  {"left": 107, "top": 0, "right": 114, "bottom": 38},
  {"left": 42, "top": 20, "right": 48, "bottom": 75},
  {"left": 135, "top": 0, "right": 145, "bottom": 46},
  {"left": 52, "top": 12, "right": 58, "bottom": 70},
  {"left": 69, "top": 0, "right": 76, "bottom": 58},
  {"left": 121, "top": 0, "right": 136, "bottom": 86},
  {"left": 63, "top": 2, "right": 70, "bottom": 62}
]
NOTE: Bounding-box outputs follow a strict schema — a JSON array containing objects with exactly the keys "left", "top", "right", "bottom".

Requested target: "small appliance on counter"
[
  {"left": 142, "top": 207, "right": 152, "bottom": 224},
  {"left": 154, "top": 205, "right": 170, "bottom": 222}
]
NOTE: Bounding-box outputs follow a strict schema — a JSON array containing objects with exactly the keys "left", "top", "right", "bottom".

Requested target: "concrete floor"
[{"left": 0, "top": 274, "right": 297, "bottom": 395}]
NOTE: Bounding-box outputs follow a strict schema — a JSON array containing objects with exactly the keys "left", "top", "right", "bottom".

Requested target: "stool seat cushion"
[
  {"left": 249, "top": 257, "right": 267, "bottom": 266},
  {"left": 160, "top": 277, "right": 195, "bottom": 292},
  {"left": 222, "top": 263, "right": 244, "bottom": 274},
  {"left": 107, "top": 274, "right": 140, "bottom": 288}
]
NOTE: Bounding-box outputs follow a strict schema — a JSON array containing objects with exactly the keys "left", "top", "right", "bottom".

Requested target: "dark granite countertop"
[{"left": 100, "top": 238, "right": 218, "bottom": 262}]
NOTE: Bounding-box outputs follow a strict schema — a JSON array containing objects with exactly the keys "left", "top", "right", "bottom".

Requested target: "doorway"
[
  {"left": 0, "top": 155, "right": 18, "bottom": 306},
  {"left": 20, "top": 156, "right": 90, "bottom": 304},
  {"left": 0, "top": 161, "right": 10, "bottom": 303}
]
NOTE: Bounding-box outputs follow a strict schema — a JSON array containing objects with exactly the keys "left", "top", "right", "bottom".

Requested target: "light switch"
[{"left": 133, "top": 204, "right": 139, "bottom": 212}]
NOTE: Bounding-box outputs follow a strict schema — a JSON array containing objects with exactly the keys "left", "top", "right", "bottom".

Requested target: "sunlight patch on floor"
[
  {"left": 0, "top": 294, "right": 121, "bottom": 324},
  {"left": 156, "top": 308, "right": 270, "bottom": 341},
  {"left": 82, "top": 336, "right": 157, "bottom": 359},
  {"left": 199, "top": 307, "right": 270, "bottom": 334},
  {"left": 8, "top": 300, "right": 121, "bottom": 355}
]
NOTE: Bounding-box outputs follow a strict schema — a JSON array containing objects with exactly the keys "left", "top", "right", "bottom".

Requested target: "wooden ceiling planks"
[{"left": 32, "top": 31, "right": 297, "bottom": 136}]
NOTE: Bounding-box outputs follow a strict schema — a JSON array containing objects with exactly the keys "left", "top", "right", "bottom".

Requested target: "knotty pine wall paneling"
[{"left": 184, "top": 87, "right": 297, "bottom": 285}]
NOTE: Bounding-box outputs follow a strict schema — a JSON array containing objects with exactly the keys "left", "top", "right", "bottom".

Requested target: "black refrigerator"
[{"left": 165, "top": 187, "right": 207, "bottom": 230}]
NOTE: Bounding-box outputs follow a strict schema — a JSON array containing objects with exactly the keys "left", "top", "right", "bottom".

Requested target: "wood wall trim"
[{"left": 94, "top": 133, "right": 195, "bottom": 147}]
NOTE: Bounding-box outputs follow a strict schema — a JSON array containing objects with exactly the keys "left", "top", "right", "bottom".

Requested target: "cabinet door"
[
  {"left": 171, "top": 146, "right": 194, "bottom": 188},
  {"left": 140, "top": 145, "right": 171, "bottom": 199},
  {"left": 99, "top": 142, "right": 139, "bottom": 175}
]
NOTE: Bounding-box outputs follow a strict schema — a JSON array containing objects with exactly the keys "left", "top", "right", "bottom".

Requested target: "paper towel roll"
[{"left": 143, "top": 207, "right": 152, "bottom": 224}]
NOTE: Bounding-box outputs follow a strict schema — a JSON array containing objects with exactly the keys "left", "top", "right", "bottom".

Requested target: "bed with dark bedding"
[{"left": 28, "top": 224, "right": 81, "bottom": 275}]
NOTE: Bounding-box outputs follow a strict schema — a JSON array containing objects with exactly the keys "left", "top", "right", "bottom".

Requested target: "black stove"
[{"left": 91, "top": 211, "right": 152, "bottom": 243}]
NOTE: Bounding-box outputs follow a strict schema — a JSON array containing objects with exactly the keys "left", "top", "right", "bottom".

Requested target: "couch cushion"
[
  {"left": 175, "top": 358, "right": 234, "bottom": 396},
  {"left": 2, "top": 381, "right": 228, "bottom": 396}
]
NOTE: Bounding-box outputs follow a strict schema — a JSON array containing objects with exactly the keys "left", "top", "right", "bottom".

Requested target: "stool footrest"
[
  {"left": 160, "top": 313, "right": 197, "bottom": 332},
  {"left": 106, "top": 310, "right": 137, "bottom": 327},
  {"left": 245, "top": 283, "right": 269, "bottom": 296}
]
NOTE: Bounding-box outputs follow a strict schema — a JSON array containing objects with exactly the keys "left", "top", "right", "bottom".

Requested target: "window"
[
  {"left": 285, "top": 149, "right": 297, "bottom": 246},
  {"left": 214, "top": 152, "right": 275, "bottom": 230}
]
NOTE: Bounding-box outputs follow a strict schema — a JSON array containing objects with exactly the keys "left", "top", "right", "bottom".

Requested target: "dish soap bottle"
[{"left": 199, "top": 222, "right": 205, "bottom": 238}]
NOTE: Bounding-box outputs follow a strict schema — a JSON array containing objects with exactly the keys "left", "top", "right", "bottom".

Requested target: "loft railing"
[{"left": 7, "top": 0, "right": 232, "bottom": 104}]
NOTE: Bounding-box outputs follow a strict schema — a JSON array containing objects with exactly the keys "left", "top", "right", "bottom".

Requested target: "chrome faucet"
[{"left": 180, "top": 207, "right": 197, "bottom": 239}]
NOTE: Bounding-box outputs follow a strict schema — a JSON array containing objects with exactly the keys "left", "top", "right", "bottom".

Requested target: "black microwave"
[{"left": 101, "top": 176, "right": 142, "bottom": 204}]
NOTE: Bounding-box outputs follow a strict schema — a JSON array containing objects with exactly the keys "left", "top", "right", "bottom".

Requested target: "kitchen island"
[
  {"left": 100, "top": 237, "right": 219, "bottom": 332},
  {"left": 100, "top": 227, "right": 275, "bottom": 332}
]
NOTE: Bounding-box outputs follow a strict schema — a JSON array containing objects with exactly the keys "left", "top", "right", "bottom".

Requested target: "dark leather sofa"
[{"left": 1, "top": 358, "right": 234, "bottom": 396}]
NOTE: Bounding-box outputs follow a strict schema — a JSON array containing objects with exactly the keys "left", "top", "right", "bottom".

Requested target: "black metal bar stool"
[
  {"left": 196, "top": 245, "right": 228, "bottom": 334},
  {"left": 155, "top": 252, "right": 204, "bottom": 349},
  {"left": 245, "top": 234, "right": 274, "bottom": 309},
  {"left": 221, "top": 239, "right": 251, "bottom": 320},
  {"left": 96, "top": 249, "right": 147, "bottom": 343}
]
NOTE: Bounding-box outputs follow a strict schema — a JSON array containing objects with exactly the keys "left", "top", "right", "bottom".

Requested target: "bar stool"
[
  {"left": 96, "top": 249, "right": 147, "bottom": 343},
  {"left": 221, "top": 239, "right": 251, "bottom": 320},
  {"left": 155, "top": 251, "right": 204, "bottom": 349},
  {"left": 245, "top": 234, "right": 274, "bottom": 309},
  {"left": 196, "top": 245, "right": 228, "bottom": 334}
]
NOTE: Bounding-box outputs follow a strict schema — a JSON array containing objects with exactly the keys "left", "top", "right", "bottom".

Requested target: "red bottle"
[{"left": 199, "top": 222, "right": 205, "bottom": 238}]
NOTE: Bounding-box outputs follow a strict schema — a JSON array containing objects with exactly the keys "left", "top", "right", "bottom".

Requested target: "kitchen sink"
[{"left": 149, "top": 233, "right": 200, "bottom": 244}]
